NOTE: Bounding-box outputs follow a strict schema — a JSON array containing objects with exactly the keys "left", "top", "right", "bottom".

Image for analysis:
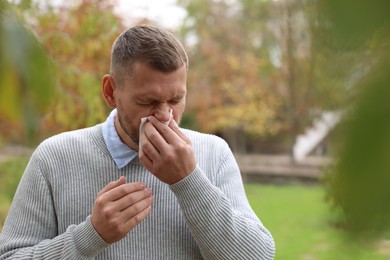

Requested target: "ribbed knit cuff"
[{"left": 73, "top": 215, "right": 110, "bottom": 257}]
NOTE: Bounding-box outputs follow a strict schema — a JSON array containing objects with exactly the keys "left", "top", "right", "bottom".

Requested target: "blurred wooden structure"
[{"left": 235, "top": 154, "right": 331, "bottom": 184}]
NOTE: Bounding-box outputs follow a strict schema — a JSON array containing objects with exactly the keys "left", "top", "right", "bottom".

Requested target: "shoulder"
[
  {"left": 181, "top": 128, "right": 230, "bottom": 152},
  {"left": 35, "top": 124, "right": 103, "bottom": 155},
  {"left": 43, "top": 124, "right": 101, "bottom": 144},
  {"left": 182, "top": 128, "right": 226, "bottom": 143}
]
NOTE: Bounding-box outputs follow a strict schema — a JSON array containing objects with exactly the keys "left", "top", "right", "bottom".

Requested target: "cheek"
[
  {"left": 173, "top": 103, "right": 186, "bottom": 122},
  {"left": 120, "top": 98, "right": 148, "bottom": 119},
  {"left": 117, "top": 101, "right": 138, "bottom": 132}
]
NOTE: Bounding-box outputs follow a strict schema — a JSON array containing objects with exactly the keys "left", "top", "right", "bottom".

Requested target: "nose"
[{"left": 153, "top": 105, "right": 172, "bottom": 123}]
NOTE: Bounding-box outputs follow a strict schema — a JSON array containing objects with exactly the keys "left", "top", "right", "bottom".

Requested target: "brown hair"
[{"left": 110, "top": 25, "right": 188, "bottom": 82}]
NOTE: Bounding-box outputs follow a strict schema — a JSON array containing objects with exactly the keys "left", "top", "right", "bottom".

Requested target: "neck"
[{"left": 114, "top": 116, "right": 139, "bottom": 152}]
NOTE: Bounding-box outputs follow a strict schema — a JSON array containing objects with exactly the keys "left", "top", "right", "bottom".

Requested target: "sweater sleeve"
[
  {"left": 169, "top": 140, "right": 275, "bottom": 260},
  {"left": 0, "top": 152, "right": 109, "bottom": 259}
]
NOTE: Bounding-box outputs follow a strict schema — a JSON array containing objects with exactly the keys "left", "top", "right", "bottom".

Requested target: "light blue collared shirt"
[{"left": 102, "top": 109, "right": 138, "bottom": 169}]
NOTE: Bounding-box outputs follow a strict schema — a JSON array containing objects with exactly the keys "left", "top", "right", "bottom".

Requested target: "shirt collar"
[{"left": 102, "top": 109, "right": 138, "bottom": 169}]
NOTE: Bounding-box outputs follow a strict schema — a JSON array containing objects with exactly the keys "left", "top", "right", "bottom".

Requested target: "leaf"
[{"left": 0, "top": 9, "right": 55, "bottom": 143}]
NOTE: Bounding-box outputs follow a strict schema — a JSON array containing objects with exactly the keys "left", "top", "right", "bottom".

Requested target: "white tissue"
[{"left": 139, "top": 109, "right": 173, "bottom": 146}]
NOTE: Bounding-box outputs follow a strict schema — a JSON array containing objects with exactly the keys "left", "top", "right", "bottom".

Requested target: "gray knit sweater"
[{"left": 0, "top": 124, "right": 275, "bottom": 259}]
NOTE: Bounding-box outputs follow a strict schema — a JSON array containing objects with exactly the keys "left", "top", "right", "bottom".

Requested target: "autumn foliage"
[
  {"left": 2, "top": 0, "right": 349, "bottom": 153},
  {"left": 31, "top": 0, "right": 125, "bottom": 136}
]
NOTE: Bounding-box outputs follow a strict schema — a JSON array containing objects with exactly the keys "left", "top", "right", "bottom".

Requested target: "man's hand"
[
  {"left": 91, "top": 177, "right": 153, "bottom": 244},
  {"left": 139, "top": 116, "right": 196, "bottom": 185}
]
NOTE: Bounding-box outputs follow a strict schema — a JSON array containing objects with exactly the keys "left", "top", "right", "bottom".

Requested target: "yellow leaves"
[
  {"left": 29, "top": 0, "right": 125, "bottom": 134},
  {"left": 0, "top": 0, "right": 126, "bottom": 142},
  {"left": 188, "top": 47, "right": 282, "bottom": 137},
  {"left": 208, "top": 85, "right": 282, "bottom": 137},
  {"left": 0, "top": 11, "right": 55, "bottom": 143},
  {"left": 0, "top": 64, "right": 22, "bottom": 121},
  {"left": 226, "top": 54, "right": 240, "bottom": 71}
]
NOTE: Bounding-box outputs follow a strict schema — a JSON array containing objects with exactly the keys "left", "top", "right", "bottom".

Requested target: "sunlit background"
[{"left": 1, "top": 0, "right": 389, "bottom": 259}]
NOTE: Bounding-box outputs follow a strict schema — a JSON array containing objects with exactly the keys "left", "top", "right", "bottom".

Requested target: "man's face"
[{"left": 113, "top": 62, "right": 187, "bottom": 151}]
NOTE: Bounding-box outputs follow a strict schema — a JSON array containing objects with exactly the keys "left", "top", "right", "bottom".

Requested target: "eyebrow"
[
  {"left": 137, "top": 93, "right": 186, "bottom": 103},
  {"left": 136, "top": 96, "right": 155, "bottom": 103}
]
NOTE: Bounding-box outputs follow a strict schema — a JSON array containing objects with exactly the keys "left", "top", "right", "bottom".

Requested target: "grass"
[
  {"left": 0, "top": 157, "right": 29, "bottom": 229},
  {"left": 245, "top": 184, "right": 390, "bottom": 259},
  {"left": 0, "top": 158, "right": 389, "bottom": 259}
]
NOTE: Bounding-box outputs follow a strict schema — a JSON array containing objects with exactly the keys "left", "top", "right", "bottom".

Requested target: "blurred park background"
[{"left": 1, "top": 0, "right": 389, "bottom": 259}]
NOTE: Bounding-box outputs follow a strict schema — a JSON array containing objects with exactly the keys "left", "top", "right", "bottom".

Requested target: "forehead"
[{"left": 123, "top": 62, "right": 187, "bottom": 98}]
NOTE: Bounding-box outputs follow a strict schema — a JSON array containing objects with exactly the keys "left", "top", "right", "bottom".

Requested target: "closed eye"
[
  {"left": 169, "top": 99, "right": 182, "bottom": 105},
  {"left": 136, "top": 98, "right": 156, "bottom": 106},
  {"left": 136, "top": 101, "right": 151, "bottom": 106},
  {"left": 136, "top": 96, "right": 184, "bottom": 107},
  {"left": 169, "top": 96, "right": 185, "bottom": 105}
]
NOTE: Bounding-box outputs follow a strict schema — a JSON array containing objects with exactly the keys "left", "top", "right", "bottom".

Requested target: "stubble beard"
[{"left": 117, "top": 110, "right": 140, "bottom": 148}]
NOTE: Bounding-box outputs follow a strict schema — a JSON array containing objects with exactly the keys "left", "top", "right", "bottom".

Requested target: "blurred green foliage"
[
  {"left": 320, "top": 0, "right": 390, "bottom": 237},
  {"left": 0, "top": 2, "right": 55, "bottom": 144},
  {"left": 335, "top": 68, "right": 390, "bottom": 234},
  {"left": 0, "top": 0, "right": 126, "bottom": 144},
  {"left": 0, "top": 158, "right": 28, "bottom": 201},
  {"left": 0, "top": 157, "right": 29, "bottom": 229}
]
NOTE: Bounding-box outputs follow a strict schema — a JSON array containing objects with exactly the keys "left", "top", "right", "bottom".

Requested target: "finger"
[
  {"left": 115, "top": 188, "right": 153, "bottom": 211},
  {"left": 144, "top": 122, "right": 171, "bottom": 151},
  {"left": 123, "top": 202, "right": 153, "bottom": 230},
  {"left": 122, "top": 195, "right": 153, "bottom": 219},
  {"left": 139, "top": 126, "right": 157, "bottom": 165},
  {"left": 103, "top": 182, "right": 146, "bottom": 202},
  {"left": 147, "top": 116, "right": 181, "bottom": 145},
  {"left": 141, "top": 137, "right": 162, "bottom": 162},
  {"left": 168, "top": 119, "right": 191, "bottom": 144},
  {"left": 97, "top": 176, "right": 126, "bottom": 196},
  {"left": 139, "top": 148, "right": 154, "bottom": 171}
]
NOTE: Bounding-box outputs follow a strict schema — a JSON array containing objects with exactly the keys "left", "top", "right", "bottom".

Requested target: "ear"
[{"left": 102, "top": 74, "right": 117, "bottom": 108}]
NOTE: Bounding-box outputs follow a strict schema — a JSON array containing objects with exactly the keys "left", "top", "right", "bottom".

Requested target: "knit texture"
[{"left": 0, "top": 124, "right": 275, "bottom": 259}]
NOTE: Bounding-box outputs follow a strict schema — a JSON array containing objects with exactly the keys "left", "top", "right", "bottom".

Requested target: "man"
[{"left": 0, "top": 25, "right": 275, "bottom": 259}]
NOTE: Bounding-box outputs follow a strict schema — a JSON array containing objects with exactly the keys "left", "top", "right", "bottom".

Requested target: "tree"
[
  {"left": 178, "top": 0, "right": 349, "bottom": 155},
  {"left": 29, "top": 0, "right": 126, "bottom": 136},
  {"left": 1, "top": 0, "right": 129, "bottom": 143},
  {"left": 256, "top": 0, "right": 352, "bottom": 156},
  {"left": 178, "top": 0, "right": 283, "bottom": 152}
]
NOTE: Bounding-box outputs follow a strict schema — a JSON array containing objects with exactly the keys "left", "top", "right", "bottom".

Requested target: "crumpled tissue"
[{"left": 139, "top": 109, "right": 173, "bottom": 151}]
